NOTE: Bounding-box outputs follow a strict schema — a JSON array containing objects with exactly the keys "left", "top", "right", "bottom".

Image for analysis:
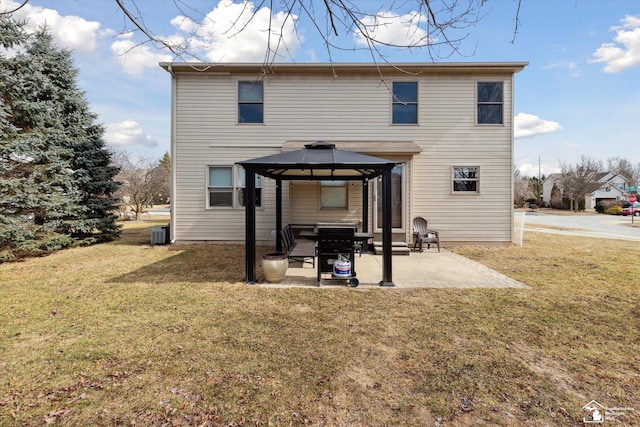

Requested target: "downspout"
[
  {"left": 509, "top": 73, "right": 515, "bottom": 244},
  {"left": 168, "top": 65, "right": 177, "bottom": 244}
]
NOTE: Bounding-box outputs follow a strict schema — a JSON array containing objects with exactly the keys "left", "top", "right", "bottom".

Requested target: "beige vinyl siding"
[
  {"left": 289, "top": 181, "right": 364, "bottom": 227},
  {"left": 173, "top": 147, "right": 285, "bottom": 244},
  {"left": 171, "top": 69, "right": 517, "bottom": 245},
  {"left": 411, "top": 75, "right": 514, "bottom": 243}
]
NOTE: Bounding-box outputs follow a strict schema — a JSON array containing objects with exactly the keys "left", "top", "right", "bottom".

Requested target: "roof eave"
[{"left": 159, "top": 61, "right": 529, "bottom": 75}]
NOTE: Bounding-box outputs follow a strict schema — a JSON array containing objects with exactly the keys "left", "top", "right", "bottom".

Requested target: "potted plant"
[{"left": 262, "top": 252, "right": 288, "bottom": 283}]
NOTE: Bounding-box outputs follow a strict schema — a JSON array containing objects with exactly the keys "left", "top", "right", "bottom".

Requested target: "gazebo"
[{"left": 238, "top": 141, "right": 399, "bottom": 286}]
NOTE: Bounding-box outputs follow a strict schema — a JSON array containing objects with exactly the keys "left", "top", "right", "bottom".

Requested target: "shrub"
[
  {"left": 595, "top": 203, "right": 605, "bottom": 214},
  {"left": 605, "top": 205, "right": 622, "bottom": 215}
]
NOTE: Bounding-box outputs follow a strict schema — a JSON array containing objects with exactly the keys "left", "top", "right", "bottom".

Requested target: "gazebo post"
[
  {"left": 275, "top": 178, "right": 282, "bottom": 252},
  {"left": 362, "top": 179, "right": 369, "bottom": 233},
  {"left": 380, "top": 167, "right": 395, "bottom": 286},
  {"left": 244, "top": 168, "right": 257, "bottom": 284}
]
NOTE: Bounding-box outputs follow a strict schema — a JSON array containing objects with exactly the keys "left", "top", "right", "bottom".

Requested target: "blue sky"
[{"left": 2, "top": 0, "right": 638, "bottom": 177}]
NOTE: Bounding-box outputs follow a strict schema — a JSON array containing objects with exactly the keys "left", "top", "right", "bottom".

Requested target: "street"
[{"left": 524, "top": 210, "right": 640, "bottom": 242}]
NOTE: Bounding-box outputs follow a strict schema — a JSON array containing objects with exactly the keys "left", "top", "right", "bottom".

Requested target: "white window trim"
[
  {"left": 206, "top": 165, "right": 263, "bottom": 209},
  {"left": 236, "top": 80, "right": 265, "bottom": 125},
  {"left": 318, "top": 180, "right": 349, "bottom": 210},
  {"left": 390, "top": 81, "right": 419, "bottom": 126},
  {"left": 452, "top": 166, "right": 480, "bottom": 194},
  {"left": 475, "top": 80, "right": 505, "bottom": 126}
]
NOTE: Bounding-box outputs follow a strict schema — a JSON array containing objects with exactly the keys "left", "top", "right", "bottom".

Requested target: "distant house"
[
  {"left": 542, "top": 172, "right": 630, "bottom": 209},
  {"left": 160, "top": 62, "right": 527, "bottom": 247}
]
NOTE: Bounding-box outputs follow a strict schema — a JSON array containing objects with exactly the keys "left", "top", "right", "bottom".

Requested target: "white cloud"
[
  {"left": 170, "top": 0, "right": 301, "bottom": 62},
  {"left": 514, "top": 113, "right": 562, "bottom": 139},
  {"left": 110, "top": 35, "right": 173, "bottom": 76},
  {"left": 517, "top": 160, "right": 558, "bottom": 177},
  {"left": 105, "top": 120, "right": 158, "bottom": 148},
  {"left": 541, "top": 61, "right": 577, "bottom": 71},
  {"left": 0, "top": 0, "right": 101, "bottom": 52},
  {"left": 590, "top": 15, "right": 640, "bottom": 73},
  {"left": 355, "top": 11, "right": 429, "bottom": 47}
]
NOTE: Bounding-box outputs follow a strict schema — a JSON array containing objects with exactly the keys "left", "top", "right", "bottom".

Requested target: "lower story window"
[
  {"left": 453, "top": 166, "right": 479, "bottom": 193},
  {"left": 320, "top": 180, "right": 347, "bottom": 209},
  {"left": 208, "top": 166, "right": 261, "bottom": 208}
]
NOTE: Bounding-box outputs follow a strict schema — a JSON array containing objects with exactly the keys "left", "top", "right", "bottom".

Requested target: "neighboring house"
[
  {"left": 542, "top": 172, "right": 630, "bottom": 209},
  {"left": 160, "top": 62, "right": 527, "bottom": 247}
]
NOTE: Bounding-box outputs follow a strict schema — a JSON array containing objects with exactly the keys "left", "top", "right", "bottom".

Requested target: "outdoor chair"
[
  {"left": 281, "top": 225, "right": 316, "bottom": 267},
  {"left": 412, "top": 217, "right": 440, "bottom": 252}
]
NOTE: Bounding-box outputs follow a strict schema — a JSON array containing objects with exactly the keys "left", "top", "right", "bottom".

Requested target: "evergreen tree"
[
  {"left": 0, "top": 18, "right": 77, "bottom": 259},
  {"left": 151, "top": 151, "right": 171, "bottom": 204},
  {"left": 69, "top": 129, "right": 121, "bottom": 243},
  {"left": 0, "top": 18, "right": 120, "bottom": 260},
  {"left": 26, "top": 29, "right": 121, "bottom": 243}
]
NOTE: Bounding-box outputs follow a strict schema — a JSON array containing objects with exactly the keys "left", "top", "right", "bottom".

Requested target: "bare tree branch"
[{"left": 0, "top": 0, "right": 28, "bottom": 14}]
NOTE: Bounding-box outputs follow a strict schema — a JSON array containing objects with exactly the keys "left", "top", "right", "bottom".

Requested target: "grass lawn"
[{"left": 1, "top": 221, "right": 639, "bottom": 426}]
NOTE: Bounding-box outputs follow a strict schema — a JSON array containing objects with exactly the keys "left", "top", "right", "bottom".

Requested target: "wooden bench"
[{"left": 281, "top": 224, "right": 316, "bottom": 267}]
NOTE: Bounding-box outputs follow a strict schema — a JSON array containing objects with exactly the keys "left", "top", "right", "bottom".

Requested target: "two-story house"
[
  {"left": 160, "top": 62, "right": 527, "bottom": 247},
  {"left": 542, "top": 172, "right": 631, "bottom": 209}
]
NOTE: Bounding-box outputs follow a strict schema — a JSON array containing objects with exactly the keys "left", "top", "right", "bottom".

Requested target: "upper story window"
[
  {"left": 238, "top": 81, "right": 264, "bottom": 124},
  {"left": 320, "top": 180, "right": 348, "bottom": 209},
  {"left": 208, "top": 166, "right": 261, "bottom": 208},
  {"left": 453, "top": 166, "right": 480, "bottom": 193},
  {"left": 392, "top": 82, "right": 418, "bottom": 124},
  {"left": 477, "top": 82, "right": 503, "bottom": 124}
]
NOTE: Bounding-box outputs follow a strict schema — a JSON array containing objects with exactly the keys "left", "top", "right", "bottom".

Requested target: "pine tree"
[
  {"left": 0, "top": 18, "right": 77, "bottom": 259},
  {"left": 69, "top": 129, "right": 121, "bottom": 243},
  {"left": 152, "top": 151, "right": 171, "bottom": 204},
  {"left": 25, "top": 29, "right": 122, "bottom": 243},
  {"left": 0, "top": 18, "right": 120, "bottom": 260}
]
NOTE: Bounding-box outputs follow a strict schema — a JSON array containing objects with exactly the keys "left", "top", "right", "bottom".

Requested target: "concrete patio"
[{"left": 260, "top": 248, "right": 530, "bottom": 289}]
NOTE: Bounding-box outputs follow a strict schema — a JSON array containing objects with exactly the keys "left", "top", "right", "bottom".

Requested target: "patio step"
[{"left": 372, "top": 241, "right": 411, "bottom": 256}]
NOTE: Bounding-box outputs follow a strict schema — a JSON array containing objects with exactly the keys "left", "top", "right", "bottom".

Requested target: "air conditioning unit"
[{"left": 151, "top": 226, "right": 166, "bottom": 245}]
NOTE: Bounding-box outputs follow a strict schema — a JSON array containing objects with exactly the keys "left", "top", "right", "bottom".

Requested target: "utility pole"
[{"left": 538, "top": 155, "right": 542, "bottom": 202}]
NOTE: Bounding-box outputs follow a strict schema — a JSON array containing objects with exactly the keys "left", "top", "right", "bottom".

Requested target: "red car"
[{"left": 621, "top": 201, "right": 640, "bottom": 216}]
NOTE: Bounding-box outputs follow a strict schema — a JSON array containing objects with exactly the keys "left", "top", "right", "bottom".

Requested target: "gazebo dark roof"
[
  {"left": 238, "top": 141, "right": 397, "bottom": 180},
  {"left": 238, "top": 141, "right": 399, "bottom": 287}
]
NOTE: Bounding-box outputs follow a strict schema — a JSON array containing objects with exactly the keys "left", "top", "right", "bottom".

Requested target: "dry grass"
[
  {"left": 524, "top": 223, "right": 590, "bottom": 232},
  {"left": 1, "top": 221, "right": 639, "bottom": 426}
]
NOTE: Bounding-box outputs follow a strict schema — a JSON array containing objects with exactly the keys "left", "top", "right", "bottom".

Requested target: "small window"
[
  {"left": 477, "top": 82, "right": 503, "bottom": 124},
  {"left": 238, "top": 81, "right": 264, "bottom": 123},
  {"left": 320, "top": 181, "right": 347, "bottom": 209},
  {"left": 208, "top": 166, "right": 261, "bottom": 208},
  {"left": 392, "top": 82, "right": 418, "bottom": 124},
  {"left": 453, "top": 167, "right": 480, "bottom": 193},
  {"left": 208, "top": 166, "right": 233, "bottom": 207}
]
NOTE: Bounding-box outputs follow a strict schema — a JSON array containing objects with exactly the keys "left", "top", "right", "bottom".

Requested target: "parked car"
[{"left": 620, "top": 201, "right": 640, "bottom": 216}]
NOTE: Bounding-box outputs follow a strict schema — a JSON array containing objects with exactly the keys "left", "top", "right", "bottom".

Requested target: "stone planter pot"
[{"left": 262, "top": 252, "right": 288, "bottom": 283}]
